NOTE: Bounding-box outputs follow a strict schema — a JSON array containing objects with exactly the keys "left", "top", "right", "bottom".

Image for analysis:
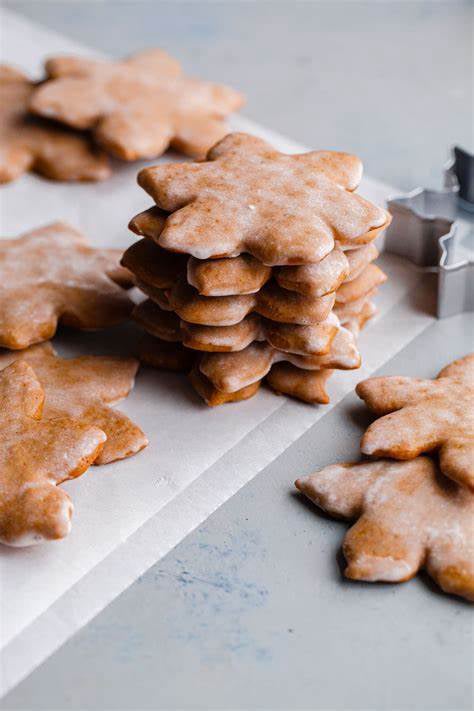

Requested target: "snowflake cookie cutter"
[{"left": 384, "top": 146, "right": 474, "bottom": 319}]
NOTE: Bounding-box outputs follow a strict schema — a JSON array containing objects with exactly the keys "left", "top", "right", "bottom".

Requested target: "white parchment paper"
[{"left": 0, "top": 9, "right": 436, "bottom": 697}]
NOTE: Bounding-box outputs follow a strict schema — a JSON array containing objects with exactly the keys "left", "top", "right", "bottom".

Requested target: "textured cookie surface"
[
  {"left": 296, "top": 457, "right": 474, "bottom": 601},
  {"left": 189, "top": 366, "right": 260, "bottom": 406},
  {"left": 0, "top": 361, "right": 106, "bottom": 546},
  {"left": 267, "top": 364, "right": 332, "bottom": 404},
  {"left": 0, "top": 65, "right": 110, "bottom": 184},
  {"left": 137, "top": 132, "right": 390, "bottom": 264},
  {"left": 133, "top": 300, "right": 340, "bottom": 355},
  {"left": 129, "top": 206, "right": 381, "bottom": 297},
  {"left": 167, "top": 277, "right": 336, "bottom": 327},
  {"left": 0, "top": 222, "right": 133, "bottom": 349},
  {"left": 335, "top": 264, "right": 387, "bottom": 303},
  {"left": 30, "top": 50, "right": 243, "bottom": 160},
  {"left": 356, "top": 354, "right": 474, "bottom": 489},
  {"left": 0, "top": 343, "right": 147, "bottom": 465},
  {"left": 199, "top": 326, "right": 359, "bottom": 393}
]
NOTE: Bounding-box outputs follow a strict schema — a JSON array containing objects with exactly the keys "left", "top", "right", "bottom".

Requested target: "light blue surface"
[{"left": 1, "top": 3, "right": 473, "bottom": 709}]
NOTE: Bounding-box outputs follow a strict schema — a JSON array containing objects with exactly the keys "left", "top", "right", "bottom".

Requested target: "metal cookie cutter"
[{"left": 384, "top": 146, "right": 474, "bottom": 318}]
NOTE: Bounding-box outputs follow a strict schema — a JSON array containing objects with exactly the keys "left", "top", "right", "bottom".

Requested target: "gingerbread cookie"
[
  {"left": 30, "top": 50, "right": 243, "bottom": 161},
  {"left": 199, "top": 326, "right": 359, "bottom": 393},
  {"left": 296, "top": 457, "right": 474, "bottom": 601},
  {"left": 263, "top": 314, "right": 339, "bottom": 356},
  {"left": 275, "top": 248, "right": 349, "bottom": 297},
  {"left": 129, "top": 206, "right": 273, "bottom": 296},
  {"left": 267, "top": 365, "right": 332, "bottom": 404},
  {"left": 0, "top": 65, "right": 110, "bottom": 184},
  {"left": 128, "top": 205, "right": 168, "bottom": 240},
  {"left": 187, "top": 254, "right": 272, "bottom": 297},
  {"left": 0, "top": 343, "right": 147, "bottom": 465},
  {"left": 120, "top": 237, "right": 186, "bottom": 290},
  {"left": 133, "top": 299, "right": 182, "bottom": 342},
  {"left": 342, "top": 300, "right": 377, "bottom": 337},
  {"left": 134, "top": 280, "right": 173, "bottom": 311},
  {"left": 356, "top": 354, "right": 474, "bottom": 490},
  {"left": 134, "top": 299, "right": 340, "bottom": 355},
  {"left": 334, "top": 290, "right": 377, "bottom": 325},
  {"left": 0, "top": 222, "right": 133, "bottom": 349},
  {"left": 335, "top": 264, "right": 387, "bottom": 304},
  {"left": 139, "top": 333, "right": 195, "bottom": 372},
  {"left": 344, "top": 243, "right": 379, "bottom": 282},
  {"left": 137, "top": 133, "right": 390, "bottom": 264},
  {"left": 0, "top": 361, "right": 106, "bottom": 546},
  {"left": 128, "top": 206, "right": 375, "bottom": 298},
  {"left": 181, "top": 314, "right": 262, "bottom": 353},
  {"left": 167, "top": 278, "right": 336, "bottom": 327},
  {"left": 189, "top": 365, "right": 261, "bottom": 406}
]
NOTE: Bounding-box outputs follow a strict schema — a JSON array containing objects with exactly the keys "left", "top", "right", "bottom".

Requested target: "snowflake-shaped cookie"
[
  {"left": 30, "top": 50, "right": 243, "bottom": 160},
  {"left": 0, "top": 361, "right": 106, "bottom": 546},
  {"left": 296, "top": 457, "right": 474, "bottom": 601},
  {"left": 0, "top": 343, "right": 147, "bottom": 465},
  {"left": 137, "top": 133, "right": 390, "bottom": 264},
  {"left": 0, "top": 221, "right": 133, "bottom": 349}
]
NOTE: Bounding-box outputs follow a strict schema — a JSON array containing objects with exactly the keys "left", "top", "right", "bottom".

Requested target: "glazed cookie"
[
  {"left": 30, "top": 50, "right": 243, "bottom": 160},
  {"left": 121, "top": 237, "right": 186, "bottom": 290},
  {"left": 344, "top": 243, "right": 379, "bottom": 282},
  {"left": 137, "top": 133, "right": 390, "bottom": 264},
  {"left": 275, "top": 248, "right": 350, "bottom": 297},
  {"left": 335, "top": 264, "right": 387, "bottom": 304},
  {"left": 0, "top": 361, "right": 106, "bottom": 546},
  {"left": 0, "top": 65, "right": 110, "bottom": 184},
  {"left": 356, "top": 354, "right": 474, "bottom": 489},
  {"left": 128, "top": 206, "right": 378, "bottom": 298},
  {"left": 166, "top": 278, "right": 336, "bottom": 327},
  {"left": 0, "top": 222, "right": 133, "bottom": 349},
  {"left": 189, "top": 366, "right": 261, "bottom": 406},
  {"left": 133, "top": 299, "right": 340, "bottom": 355},
  {"left": 334, "top": 290, "right": 378, "bottom": 325},
  {"left": 199, "top": 326, "right": 359, "bottom": 393},
  {"left": 130, "top": 206, "right": 274, "bottom": 297},
  {"left": 296, "top": 457, "right": 474, "bottom": 601},
  {"left": 266, "top": 364, "right": 332, "bottom": 405},
  {"left": 0, "top": 343, "right": 147, "bottom": 465}
]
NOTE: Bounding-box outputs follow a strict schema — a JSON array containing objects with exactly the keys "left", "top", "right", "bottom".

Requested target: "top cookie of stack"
[{"left": 122, "top": 132, "right": 391, "bottom": 405}]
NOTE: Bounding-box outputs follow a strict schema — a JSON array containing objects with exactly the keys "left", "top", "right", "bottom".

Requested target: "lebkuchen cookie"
[
  {"left": 0, "top": 65, "right": 110, "bottom": 184},
  {"left": 30, "top": 50, "right": 243, "bottom": 161},
  {"left": 122, "top": 132, "right": 391, "bottom": 405},
  {"left": 0, "top": 221, "right": 134, "bottom": 350}
]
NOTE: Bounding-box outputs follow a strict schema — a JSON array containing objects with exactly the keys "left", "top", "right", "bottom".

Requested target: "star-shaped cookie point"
[
  {"left": 0, "top": 222, "right": 134, "bottom": 350},
  {"left": 356, "top": 354, "right": 474, "bottom": 490},
  {"left": 136, "top": 133, "right": 390, "bottom": 265},
  {"left": 0, "top": 64, "right": 110, "bottom": 184},
  {"left": 0, "top": 342, "right": 147, "bottom": 465},
  {"left": 296, "top": 457, "right": 474, "bottom": 601},
  {"left": 30, "top": 50, "right": 244, "bottom": 161},
  {"left": 0, "top": 361, "right": 106, "bottom": 547}
]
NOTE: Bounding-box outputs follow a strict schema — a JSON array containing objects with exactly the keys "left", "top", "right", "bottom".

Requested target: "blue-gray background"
[{"left": 1, "top": 2, "right": 473, "bottom": 710}]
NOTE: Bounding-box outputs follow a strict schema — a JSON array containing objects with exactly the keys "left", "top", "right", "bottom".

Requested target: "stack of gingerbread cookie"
[{"left": 122, "top": 132, "right": 391, "bottom": 405}]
